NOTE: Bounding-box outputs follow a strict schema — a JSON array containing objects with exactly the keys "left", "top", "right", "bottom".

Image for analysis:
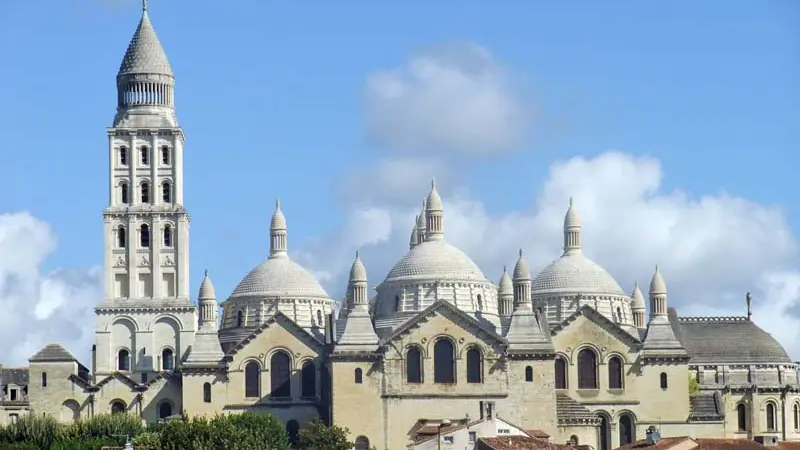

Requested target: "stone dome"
[
  {"left": 384, "top": 240, "right": 488, "bottom": 284},
  {"left": 229, "top": 256, "right": 330, "bottom": 300},
  {"left": 532, "top": 252, "right": 625, "bottom": 296}
]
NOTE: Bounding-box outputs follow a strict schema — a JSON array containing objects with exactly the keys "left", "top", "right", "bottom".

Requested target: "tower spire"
[
  {"left": 425, "top": 179, "right": 444, "bottom": 241},
  {"left": 270, "top": 198, "right": 288, "bottom": 258},
  {"left": 563, "top": 197, "right": 581, "bottom": 255},
  {"left": 142, "top": 0, "right": 147, "bottom": 11}
]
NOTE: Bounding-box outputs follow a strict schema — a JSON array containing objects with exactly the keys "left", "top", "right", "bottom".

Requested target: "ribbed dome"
[
  {"left": 229, "top": 257, "right": 329, "bottom": 299},
  {"left": 384, "top": 240, "right": 487, "bottom": 283},
  {"left": 118, "top": 10, "right": 173, "bottom": 77},
  {"left": 532, "top": 252, "right": 625, "bottom": 296}
]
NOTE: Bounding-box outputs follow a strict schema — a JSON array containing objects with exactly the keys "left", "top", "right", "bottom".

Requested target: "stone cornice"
[
  {"left": 107, "top": 128, "right": 183, "bottom": 138},
  {"left": 95, "top": 303, "right": 196, "bottom": 314}
]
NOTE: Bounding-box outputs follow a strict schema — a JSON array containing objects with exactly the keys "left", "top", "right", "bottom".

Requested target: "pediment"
[
  {"left": 383, "top": 300, "right": 506, "bottom": 352},
  {"left": 93, "top": 372, "right": 142, "bottom": 392},
  {"left": 226, "top": 312, "right": 325, "bottom": 361},
  {"left": 550, "top": 305, "right": 641, "bottom": 349}
]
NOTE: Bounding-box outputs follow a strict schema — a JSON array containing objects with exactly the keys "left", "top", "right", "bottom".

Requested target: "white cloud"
[
  {"left": 0, "top": 213, "right": 100, "bottom": 366},
  {"left": 299, "top": 152, "right": 800, "bottom": 359},
  {"left": 364, "top": 44, "right": 530, "bottom": 155}
]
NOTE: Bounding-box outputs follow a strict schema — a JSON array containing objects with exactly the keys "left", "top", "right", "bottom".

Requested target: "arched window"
[
  {"left": 737, "top": 403, "right": 747, "bottom": 431},
  {"left": 406, "top": 347, "right": 422, "bottom": 383},
  {"left": 161, "top": 146, "right": 170, "bottom": 165},
  {"left": 433, "top": 338, "right": 455, "bottom": 384},
  {"left": 111, "top": 401, "right": 126, "bottom": 414},
  {"left": 244, "top": 361, "right": 260, "bottom": 398},
  {"left": 316, "top": 310, "right": 323, "bottom": 327},
  {"left": 117, "top": 226, "right": 126, "bottom": 248},
  {"left": 161, "top": 348, "right": 174, "bottom": 371},
  {"left": 140, "top": 146, "right": 149, "bottom": 165},
  {"left": 158, "top": 401, "right": 172, "bottom": 419},
  {"left": 301, "top": 361, "right": 316, "bottom": 398},
  {"left": 616, "top": 307, "right": 622, "bottom": 322},
  {"left": 140, "top": 224, "right": 150, "bottom": 247},
  {"left": 577, "top": 348, "right": 598, "bottom": 389},
  {"left": 466, "top": 348, "right": 482, "bottom": 383},
  {"left": 41, "top": 372, "right": 47, "bottom": 387},
  {"left": 355, "top": 436, "right": 370, "bottom": 450},
  {"left": 236, "top": 310, "right": 244, "bottom": 327},
  {"left": 598, "top": 414, "right": 611, "bottom": 450},
  {"left": 569, "top": 436, "right": 579, "bottom": 446},
  {"left": 162, "top": 182, "right": 171, "bottom": 203},
  {"left": 203, "top": 382, "right": 211, "bottom": 403},
  {"left": 608, "top": 356, "right": 623, "bottom": 389},
  {"left": 286, "top": 420, "right": 300, "bottom": 444},
  {"left": 395, "top": 295, "right": 401, "bottom": 311},
  {"left": 117, "top": 349, "right": 130, "bottom": 371},
  {"left": 767, "top": 403, "right": 776, "bottom": 431},
  {"left": 270, "top": 351, "right": 291, "bottom": 398},
  {"left": 660, "top": 372, "right": 668, "bottom": 390},
  {"left": 354, "top": 368, "right": 363, "bottom": 384},
  {"left": 618, "top": 414, "right": 635, "bottom": 446},
  {"left": 119, "top": 147, "right": 128, "bottom": 165},
  {"left": 555, "top": 357, "right": 567, "bottom": 389},
  {"left": 477, "top": 294, "right": 483, "bottom": 311},
  {"left": 141, "top": 182, "right": 150, "bottom": 203},
  {"left": 120, "top": 182, "right": 129, "bottom": 204},
  {"left": 794, "top": 403, "right": 799, "bottom": 430},
  {"left": 163, "top": 225, "right": 172, "bottom": 247},
  {"left": 525, "top": 365, "right": 534, "bottom": 382}
]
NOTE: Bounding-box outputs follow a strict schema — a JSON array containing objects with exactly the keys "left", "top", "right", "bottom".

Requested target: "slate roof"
[
  {"left": 670, "top": 308, "right": 791, "bottom": 364},
  {"left": 29, "top": 343, "right": 78, "bottom": 363},
  {"left": 0, "top": 368, "right": 29, "bottom": 386},
  {"left": 689, "top": 392, "right": 724, "bottom": 421},
  {"left": 555, "top": 393, "right": 600, "bottom": 425}
]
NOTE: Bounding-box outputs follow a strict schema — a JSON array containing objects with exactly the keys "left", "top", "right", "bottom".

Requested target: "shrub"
[
  {"left": 63, "top": 413, "right": 144, "bottom": 445},
  {"left": 1, "top": 415, "right": 63, "bottom": 449},
  {"left": 296, "top": 420, "right": 352, "bottom": 450}
]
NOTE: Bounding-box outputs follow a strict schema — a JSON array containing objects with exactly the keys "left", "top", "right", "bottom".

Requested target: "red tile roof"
[
  {"left": 478, "top": 436, "right": 579, "bottom": 450},
  {"left": 617, "top": 437, "right": 800, "bottom": 450}
]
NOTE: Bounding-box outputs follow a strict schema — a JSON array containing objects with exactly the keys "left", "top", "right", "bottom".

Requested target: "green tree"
[{"left": 296, "top": 420, "right": 353, "bottom": 450}]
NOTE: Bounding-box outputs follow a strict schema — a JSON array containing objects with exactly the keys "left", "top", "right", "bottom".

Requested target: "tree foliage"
[
  {"left": 296, "top": 420, "right": 353, "bottom": 450},
  {"left": 0, "top": 412, "right": 290, "bottom": 450}
]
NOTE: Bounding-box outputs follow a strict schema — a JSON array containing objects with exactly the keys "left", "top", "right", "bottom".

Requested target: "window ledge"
[{"left": 607, "top": 388, "right": 625, "bottom": 393}]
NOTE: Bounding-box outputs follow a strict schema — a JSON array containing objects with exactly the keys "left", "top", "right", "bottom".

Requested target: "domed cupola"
[
  {"left": 113, "top": 0, "right": 178, "bottom": 128},
  {"left": 373, "top": 180, "right": 500, "bottom": 333},
  {"left": 218, "top": 199, "right": 335, "bottom": 350},
  {"left": 532, "top": 199, "right": 636, "bottom": 330}
]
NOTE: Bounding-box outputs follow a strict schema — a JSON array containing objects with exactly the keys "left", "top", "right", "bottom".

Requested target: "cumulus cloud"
[
  {"left": 0, "top": 213, "right": 101, "bottom": 366},
  {"left": 297, "top": 152, "right": 800, "bottom": 359},
  {"left": 364, "top": 44, "right": 530, "bottom": 155}
]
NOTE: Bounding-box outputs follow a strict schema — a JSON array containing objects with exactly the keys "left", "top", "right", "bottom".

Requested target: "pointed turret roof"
[
  {"left": 118, "top": 2, "right": 173, "bottom": 77},
  {"left": 198, "top": 270, "right": 216, "bottom": 300},
  {"left": 631, "top": 282, "right": 646, "bottom": 309},
  {"left": 498, "top": 266, "right": 513, "bottom": 296}
]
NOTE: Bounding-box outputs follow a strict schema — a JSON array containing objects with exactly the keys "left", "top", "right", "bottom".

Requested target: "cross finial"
[
  {"left": 204, "top": 269, "right": 208, "bottom": 277},
  {"left": 142, "top": 0, "right": 147, "bottom": 12}
]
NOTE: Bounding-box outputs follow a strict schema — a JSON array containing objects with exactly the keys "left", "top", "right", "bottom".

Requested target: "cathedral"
[{"left": 1, "top": 4, "right": 799, "bottom": 450}]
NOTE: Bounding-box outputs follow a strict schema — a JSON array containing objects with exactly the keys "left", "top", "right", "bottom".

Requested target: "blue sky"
[{"left": 0, "top": 0, "right": 798, "bottom": 363}]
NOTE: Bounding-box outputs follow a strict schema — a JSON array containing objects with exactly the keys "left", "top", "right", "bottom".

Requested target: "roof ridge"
[{"left": 679, "top": 316, "right": 749, "bottom": 323}]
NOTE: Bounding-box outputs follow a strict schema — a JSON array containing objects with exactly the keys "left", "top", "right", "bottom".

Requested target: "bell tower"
[{"left": 95, "top": 1, "right": 196, "bottom": 379}]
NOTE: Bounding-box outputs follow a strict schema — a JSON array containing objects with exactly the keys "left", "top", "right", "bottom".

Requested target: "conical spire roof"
[
  {"left": 498, "top": 266, "right": 513, "bottom": 295},
  {"left": 631, "top": 282, "right": 645, "bottom": 309},
  {"left": 198, "top": 270, "right": 216, "bottom": 300},
  {"left": 118, "top": 2, "right": 173, "bottom": 77}
]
